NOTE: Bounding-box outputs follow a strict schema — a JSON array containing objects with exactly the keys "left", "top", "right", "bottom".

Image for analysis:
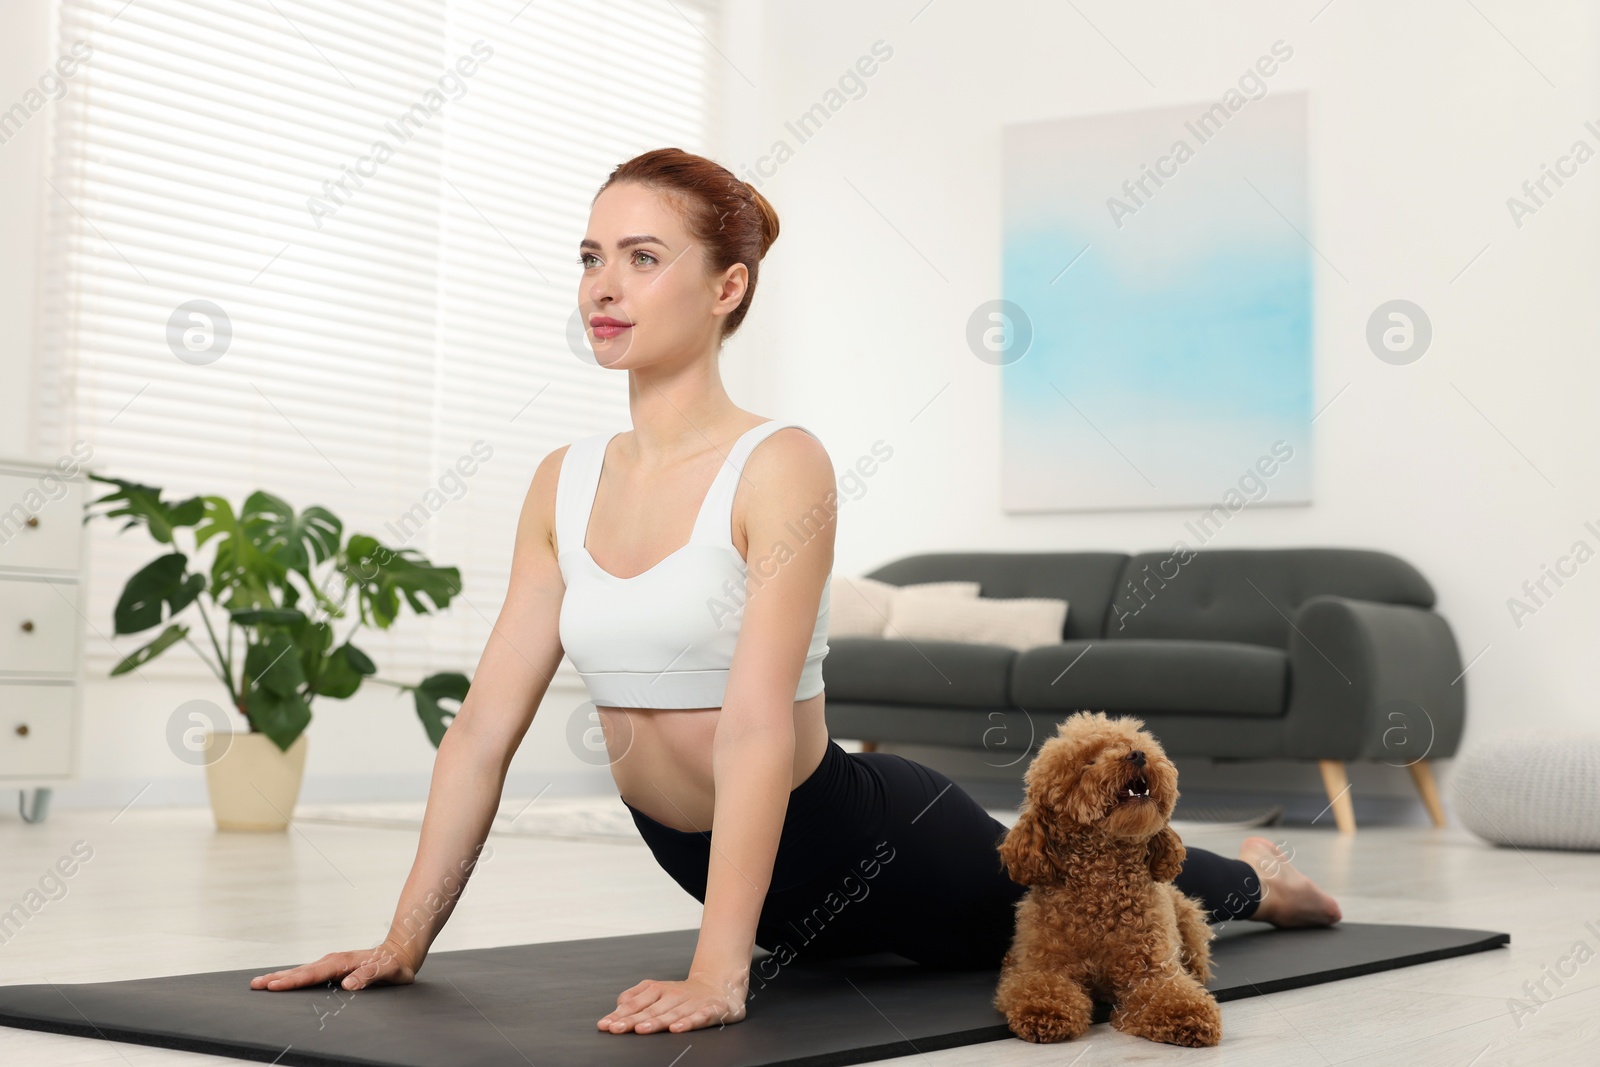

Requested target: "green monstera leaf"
[
  {"left": 229, "top": 608, "right": 308, "bottom": 627},
  {"left": 243, "top": 632, "right": 313, "bottom": 751},
  {"left": 312, "top": 641, "right": 377, "bottom": 700},
  {"left": 195, "top": 495, "right": 283, "bottom": 613},
  {"left": 86, "top": 474, "right": 205, "bottom": 545},
  {"left": 111, "top": 623, "right": 190, "bottom": 676},
  {"left": 409, "top": 672, "right": 469, "bottom": 748},
  {"left": 343, "top": 534, "right": 461, "bottom": 630},
  {"left": 113, "top": 553, "right": 206, "bottom": 635},
  {"left": 241, "top": 491, "right": 342, "bottom": 580}
]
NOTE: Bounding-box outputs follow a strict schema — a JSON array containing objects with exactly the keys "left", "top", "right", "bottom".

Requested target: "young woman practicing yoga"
[{"left": 248, "top": 147, "right": 1342, "bottom": 1035}]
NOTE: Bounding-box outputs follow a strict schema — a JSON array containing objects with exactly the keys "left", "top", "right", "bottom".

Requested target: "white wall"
[
  {"left": 722, "top": 0, "right": 1600, "bottom": 810},
  {"left": 0, "top": 0, "right": 55, "bottom": 460},
  {"left": 7, "top": 1, "right": 1597, "bottom": 817}
]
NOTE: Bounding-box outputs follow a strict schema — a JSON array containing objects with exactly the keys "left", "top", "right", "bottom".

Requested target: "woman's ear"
[
  {"left": 1145, "top": 825, "right": 1186, "bottom": 883},
  {"left": 997, "top": 800, "right": 1063, "bottom": 886}
]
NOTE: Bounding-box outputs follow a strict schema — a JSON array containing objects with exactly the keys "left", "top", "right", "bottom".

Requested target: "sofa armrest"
[{"left": 1283, "top": 595, "right": 1466, "bottom": 762}]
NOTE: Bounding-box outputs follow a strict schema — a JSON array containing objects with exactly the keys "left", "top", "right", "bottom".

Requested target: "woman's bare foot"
[{"left": 1238, "top": 836, "right": 1342, "bottom": 927}]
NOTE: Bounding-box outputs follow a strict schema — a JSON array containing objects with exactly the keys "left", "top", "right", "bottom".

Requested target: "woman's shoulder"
[
  {"left": 748, "top": 420, "right": 829, "bottom": 460},
  {"left": 742, "top": 422, "right": 834, "bottom": 500}
]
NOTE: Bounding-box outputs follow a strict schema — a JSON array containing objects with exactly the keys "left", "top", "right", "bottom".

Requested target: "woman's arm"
[
  {"left": 252, "top": 447, "right": 570, "bottom": 991},
  {"left": 372, "top": 451, "right": 571, "bottom": 971},
  {"left": 693, "top": 428, "right": 838, "bottom": 987}
]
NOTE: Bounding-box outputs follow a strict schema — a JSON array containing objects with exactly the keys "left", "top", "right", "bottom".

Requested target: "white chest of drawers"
[{"left": 0, "top": 456, "right": 89, "bottom": 822}]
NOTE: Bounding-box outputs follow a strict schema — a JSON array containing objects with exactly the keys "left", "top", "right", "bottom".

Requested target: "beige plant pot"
[{"left": 202, "top": 730, "right": 309, "bottom": 832}]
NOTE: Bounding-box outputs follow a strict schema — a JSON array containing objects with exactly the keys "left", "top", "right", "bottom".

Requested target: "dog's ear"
[
  {"left": 1145, "top": 825, "right": 1185, "bottom": 883},
  {"left": 998, "top": 801, "right": 1063, "bottom": 886}
]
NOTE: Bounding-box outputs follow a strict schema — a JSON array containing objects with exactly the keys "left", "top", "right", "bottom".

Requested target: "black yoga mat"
[{"left": 0, "top": 922, "right": 1508, "bottom": 1067}]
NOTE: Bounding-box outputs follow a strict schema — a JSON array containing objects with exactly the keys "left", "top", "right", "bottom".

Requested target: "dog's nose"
[{"left": 1126, "top": 750, "right": 1146, "bottom": 767}]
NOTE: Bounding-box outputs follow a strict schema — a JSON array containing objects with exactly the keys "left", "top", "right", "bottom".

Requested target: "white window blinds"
[{"left": 34, "top": 0, "right": 721, "bottom": 683}]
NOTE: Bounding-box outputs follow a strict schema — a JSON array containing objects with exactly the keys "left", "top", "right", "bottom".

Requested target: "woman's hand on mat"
[
  {"left": 597, "top": 971, "right": 748, "bottom": 1034},
  {"left": 249, "top": 940, "right": 419, "bottom": 992}
]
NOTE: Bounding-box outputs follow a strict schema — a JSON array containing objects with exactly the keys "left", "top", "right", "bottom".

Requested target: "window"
[{"left": 34, "top": 0, "right": 721, "bottom": 682}]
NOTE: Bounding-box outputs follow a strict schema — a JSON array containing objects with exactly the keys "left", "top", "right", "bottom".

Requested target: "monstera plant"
[{"left": 85, "top": 473, "right": 470, "bottom": 752}]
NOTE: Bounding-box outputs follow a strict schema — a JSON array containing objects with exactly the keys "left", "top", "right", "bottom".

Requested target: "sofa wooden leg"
[
  {"left": 1407, "top": 759, "right": 1447, "bottom": 827},
  {"left": 861, "top": 741, "right": 878, "bottom": 753},
  {"left": 1317, "top": 760, "right": 1356, "bottom": 834}
]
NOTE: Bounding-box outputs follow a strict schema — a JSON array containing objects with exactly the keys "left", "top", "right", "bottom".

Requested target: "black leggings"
[{"left": 623, "top": 737, "right": 1262, "bottom": 970}]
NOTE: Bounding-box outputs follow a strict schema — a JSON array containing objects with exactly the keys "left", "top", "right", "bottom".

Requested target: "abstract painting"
[{"left": 999, "top": 89, "right": 1313, "bottom": 513}]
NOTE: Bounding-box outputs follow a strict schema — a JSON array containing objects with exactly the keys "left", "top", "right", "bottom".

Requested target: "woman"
[{"left": 249, "top": 147, "right": 1341, "bottom": 1036}]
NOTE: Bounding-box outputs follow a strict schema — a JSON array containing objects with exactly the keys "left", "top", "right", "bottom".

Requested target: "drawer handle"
[
  {"left": 14, "top": 724, "right": 27, "bottom": 737},
  {"left": 25, "top": 516, "right": 38, "bottom": 528},
  {"left": 20, "top": 620, "right": 34, "bottom": 633}
]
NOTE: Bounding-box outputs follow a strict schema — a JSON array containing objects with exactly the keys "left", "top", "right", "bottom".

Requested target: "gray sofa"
[{"left": 821, "top": 547, "right": 1465, "bottom": 832}]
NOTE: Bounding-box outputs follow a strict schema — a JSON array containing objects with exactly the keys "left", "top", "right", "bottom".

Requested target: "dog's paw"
[
  {"left": 1114, "top": 998, "right": 1222, "bottom": 1047},
  {"left": 1159, "top": 1011, "right": 1222, "bottom": 1048},
  {"left": 1004, "top": 1005, "right": 1089, "bottom": 1044}
]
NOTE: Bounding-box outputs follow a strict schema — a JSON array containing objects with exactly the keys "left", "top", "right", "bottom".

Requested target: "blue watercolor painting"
[{"left": 999, "top": 91, "right": 1313, "bottom": 512}]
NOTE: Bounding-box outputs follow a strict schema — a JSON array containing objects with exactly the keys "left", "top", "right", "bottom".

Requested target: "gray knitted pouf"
[{"left": 1453, "top": 731, "right": 1600, "bottom": 851}]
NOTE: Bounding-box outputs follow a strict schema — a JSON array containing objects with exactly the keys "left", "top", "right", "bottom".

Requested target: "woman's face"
[{"left": 577, "top": 181, "right": 745, "bottom": 367}]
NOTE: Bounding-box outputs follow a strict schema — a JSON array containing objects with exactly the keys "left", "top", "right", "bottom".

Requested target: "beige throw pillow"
[
  {"left": 885, "top": 589, "right": 1069, "bottom": 652},
  {"left": 827, "top": 577, "right": 981, "bottom": 638}
]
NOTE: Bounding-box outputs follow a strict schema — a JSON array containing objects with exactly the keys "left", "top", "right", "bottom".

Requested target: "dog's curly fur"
[{"left": 993, "top": 711, "right": 1222, "bottom": 1048}]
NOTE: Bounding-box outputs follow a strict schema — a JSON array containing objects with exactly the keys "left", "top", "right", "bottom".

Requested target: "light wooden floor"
[{"left": 1, "top": 801, "right": 1596, "bottom": 1065}]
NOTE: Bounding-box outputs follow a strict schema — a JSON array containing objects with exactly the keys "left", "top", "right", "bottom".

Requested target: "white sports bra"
[{"left": 556, "top": 419, "right": 831, "bottom": 709}]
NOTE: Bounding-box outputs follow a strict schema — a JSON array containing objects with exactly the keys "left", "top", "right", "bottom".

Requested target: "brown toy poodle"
[{"left": 994, "top": 711, "right": 1222, "bottom": 1048}]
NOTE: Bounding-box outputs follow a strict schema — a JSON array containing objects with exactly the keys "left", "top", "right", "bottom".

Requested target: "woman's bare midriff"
[{"left": 599, "top": 692, "right": 830, "bottom": 833}]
